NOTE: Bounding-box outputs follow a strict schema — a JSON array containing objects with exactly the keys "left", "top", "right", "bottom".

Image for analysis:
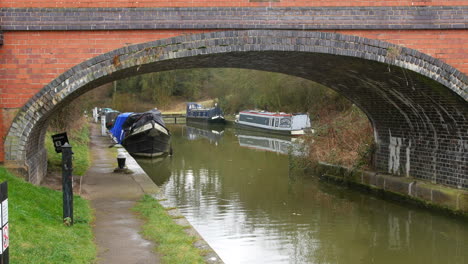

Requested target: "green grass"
[
  {"left": 133, "top": 195, "right": 205, "bottom": 264},
  {"left": 0, "top": 167, "right": 96, "bottom": 264},
  {"left": 45, "top": 124, "right": 91, "bottom": 176}
]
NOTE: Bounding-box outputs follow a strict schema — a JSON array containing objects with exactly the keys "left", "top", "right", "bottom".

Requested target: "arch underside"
[{"left": 5, "top": 30, "right": 467, "bottom": 188}]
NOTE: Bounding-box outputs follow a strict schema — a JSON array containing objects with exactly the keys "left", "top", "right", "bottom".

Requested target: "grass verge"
[
  {"left": 45, "top": 123, "right": 91, "bottom": 176},
  {"left": 0, "top": 166, "right": 96, "bottom": 264},
  {"left": 133, "top": 195, "right": 205, "bottom": 264}
]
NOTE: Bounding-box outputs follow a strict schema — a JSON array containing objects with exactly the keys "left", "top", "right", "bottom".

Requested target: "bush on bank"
[{"left": 0, "top": 167, "right": 96, "bottom": 264}]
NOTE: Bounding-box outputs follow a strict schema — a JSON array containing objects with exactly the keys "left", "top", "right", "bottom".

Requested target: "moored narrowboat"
[
  {"left": 186, "top": 102, "right": 225, "bottom": 124},
  {"left": 121, "top": 109, "right": 171, "bottom": 157},
  {"left": 110, "top": 109, "right": 171, "bottom": 157},
  {"left": 235, "top": 110, "right": 311, "bottom": 136}
]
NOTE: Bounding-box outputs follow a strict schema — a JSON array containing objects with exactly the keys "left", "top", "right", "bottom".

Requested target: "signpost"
[
  {"left": 0, "top": 182, "right": 8, "bottom": 264},
  {"left": 61, "top": 143, "right": 74, "bottom": 225},
  {"left": 51, "top": 132, "right": 69, "bottom": 153}
]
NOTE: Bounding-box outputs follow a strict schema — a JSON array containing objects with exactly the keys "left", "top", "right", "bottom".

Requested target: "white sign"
[{"left": 1, "top": 199, "right": 8, "bottom": 227}]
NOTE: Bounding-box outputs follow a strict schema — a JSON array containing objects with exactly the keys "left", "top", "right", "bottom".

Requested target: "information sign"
[{"left": 51, "top": 132, "right": 69, "bottom": 153}]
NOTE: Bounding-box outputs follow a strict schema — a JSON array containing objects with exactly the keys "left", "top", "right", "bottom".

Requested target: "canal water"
[{"left": 136, "top": 124, "right": 468, "bottom": 264}]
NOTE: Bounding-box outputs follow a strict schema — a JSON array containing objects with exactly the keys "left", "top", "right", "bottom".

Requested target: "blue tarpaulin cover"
[{"left": 110, "top": 112, "right": 133, "bottom": 144}]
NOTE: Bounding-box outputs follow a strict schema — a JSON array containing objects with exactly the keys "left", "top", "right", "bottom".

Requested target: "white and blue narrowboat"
[
  {"left": 235, "top": 110, "right": 311, "bottom": 136},
  {"left": 186, "top": 102, "right": 225, "bottom": 124}
]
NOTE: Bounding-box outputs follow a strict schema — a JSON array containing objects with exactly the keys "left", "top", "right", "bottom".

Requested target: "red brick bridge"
[{"left": 0, "top": 1, "right": 467, "bottom": 188}]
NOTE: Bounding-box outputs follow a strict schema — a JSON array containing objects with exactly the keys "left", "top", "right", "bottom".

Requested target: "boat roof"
[
  {"left": 239, "top": 110, "right": 293, "bottom": 117},
  {"left": 187, "top": 102, "right": 202, "bottom": 106},
  {"left": 109, "top": 112, "right": 133, "bottom": 144}
]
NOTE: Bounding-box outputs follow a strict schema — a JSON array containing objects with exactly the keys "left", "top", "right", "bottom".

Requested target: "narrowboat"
[
  {"left": 235, "top": 110, "right": 311, "bottom": 136},
  {"left": 122, "top": 109, "right": 171, "bottom": 157},
  {"left": 186, "top": 102, "right": 225, "bottom": 124},
  {"left": 111, "top": 109, "right": 171, "bottom": 157}
]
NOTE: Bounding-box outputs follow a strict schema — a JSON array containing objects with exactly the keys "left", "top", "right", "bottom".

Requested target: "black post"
[
  {"left": 61, "top": 143, "right": 73, "bottom": 225},
  {"left": 0, "top": 182, "right": 8, "bottom": 264}
]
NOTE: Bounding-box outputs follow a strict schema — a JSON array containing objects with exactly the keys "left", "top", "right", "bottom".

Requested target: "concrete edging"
[
  {"left": 116, "top": 146, "right": 224, "bottom": 263},
  {"left": 313, "top": 162, "right": 468, "bottom": 218}
]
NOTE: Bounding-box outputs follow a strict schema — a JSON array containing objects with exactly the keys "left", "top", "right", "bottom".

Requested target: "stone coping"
[
  {"left": 1, "top": 6, "right": 466, "bottom": 31},
  {"left": 314, "top": 162, "right": 468, "bottom": 218}
]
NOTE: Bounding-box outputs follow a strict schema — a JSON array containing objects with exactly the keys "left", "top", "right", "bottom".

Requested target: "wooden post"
[{"left": 61, "top": 143, "right": 74, "bottom": 225}]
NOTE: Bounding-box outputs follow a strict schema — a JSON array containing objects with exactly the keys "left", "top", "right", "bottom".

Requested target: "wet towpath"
[{"left": 81, "top": 123, "right": 160, "bottom": 264}]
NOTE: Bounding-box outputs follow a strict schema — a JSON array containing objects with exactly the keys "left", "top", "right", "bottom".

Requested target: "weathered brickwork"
[
  {"left": 1, "top": 0, "right": 466, "bottom": 8},
  {"left": 1, "top": 30, "right": 466, "bottom": 109},
  {"left": 1, "top": 29, "right": 466, "bottom": 164},
  {"left": 0, "top": 29, "right": 210, "bottom": 169},
  {"left": 0, "top": 2, "right": 467, "bottom": 186},
  {"left": 1, "top": 7, "right": 467, "bottom": 31},
  {"left": 2, "top": 30, "right": 467, "bottom": 186}
]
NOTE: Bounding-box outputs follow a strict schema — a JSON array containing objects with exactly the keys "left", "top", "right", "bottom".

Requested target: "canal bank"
[
  {"left": 81, "top": 123, "right": 223, "bottom": 264},
  {"left": 312, "top": 162, "right": 468, "bottom": 218}
]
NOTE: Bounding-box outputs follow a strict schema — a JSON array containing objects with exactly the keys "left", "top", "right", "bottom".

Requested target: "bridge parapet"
[
  {"left": 1, "top": 0, "right": 465, "bottom": 8},
  {"left": 0, "top": 6, "right": 466, "bottom": 32}
]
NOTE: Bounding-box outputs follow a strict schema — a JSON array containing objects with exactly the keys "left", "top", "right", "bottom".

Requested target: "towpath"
[{"left": 81, "top": 123, "right": 160, "bottom": 264}]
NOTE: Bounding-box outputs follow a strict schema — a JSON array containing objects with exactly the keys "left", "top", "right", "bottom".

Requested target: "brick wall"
[
  {"left": 2, "top": 30, "right": 467, "bottom": 187},
  {"left": 0, "top": 0, "right": 467, "bottom": 185},
  {"left": 1, "top": 0, "right": 467, "bottom": 8},
  {"left": 0, "top": 29, "right": 209, "bottom": 165},
  {"left": 1, "top": 29, "right": 466, "bottom": 108},
  {"left": 0, "top": 29, "right": 467, "bottom": 167},
  {"left": 329, "top": 30, "right": 468, "bottom": 75}
]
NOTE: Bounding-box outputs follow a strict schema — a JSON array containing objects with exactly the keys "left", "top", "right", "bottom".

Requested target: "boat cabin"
[
  {"left": 236, "top": 110, "right": 311, "bottom": 135},
  {"left": 186, "top": 102, "right": 225, "bottom": 123}
]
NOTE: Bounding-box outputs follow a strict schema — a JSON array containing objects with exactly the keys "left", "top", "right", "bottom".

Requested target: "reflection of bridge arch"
[{"left": 5, "top": 30, "right": 468, "bottom": 187}]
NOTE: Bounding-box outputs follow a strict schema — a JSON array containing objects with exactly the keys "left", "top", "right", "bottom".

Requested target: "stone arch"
[{"left": 4, "top": 30, "right": 468, "bottom": 187}]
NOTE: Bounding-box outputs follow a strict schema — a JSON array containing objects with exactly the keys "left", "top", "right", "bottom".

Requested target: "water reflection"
[
  {"left": 185, "top": 122, "right": 225, "bottom": 145},
  {"left": 137, "top": 125, "right": 468, "bottom": 264},
  {"left": 136, "top": 156, "right": 171, "bottom": 186},
  {"left": 235, "top": 129, "right": 306, "bottom": 156}
]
